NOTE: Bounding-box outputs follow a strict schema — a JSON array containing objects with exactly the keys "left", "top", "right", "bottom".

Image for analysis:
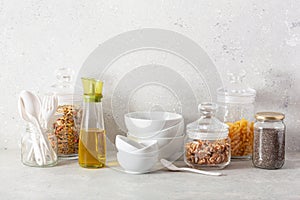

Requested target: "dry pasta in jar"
[
  {"left": 227, "top": 118, "right": 254, "bottom": 157},
  {"left": 217, "top": 71, "right": 256, "bottom": 159}
]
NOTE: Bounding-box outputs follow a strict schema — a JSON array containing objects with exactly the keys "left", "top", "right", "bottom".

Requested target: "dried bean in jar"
[
  {"left": 253, "top": 128, "right": 285, "bottom": 169},
  {"left": 253, "top": 112, "right": 285, "bottom": 170}
]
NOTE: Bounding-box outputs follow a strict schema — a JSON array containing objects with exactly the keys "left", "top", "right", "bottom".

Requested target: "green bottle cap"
[{"left": 81, "top": 77, "right": 103, "bottom": 102}]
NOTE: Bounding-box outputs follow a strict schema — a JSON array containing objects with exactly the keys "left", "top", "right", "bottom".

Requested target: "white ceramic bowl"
[
  {"left": 128, "top": 120, "right": 184, "bottom": 139},
  {"left": 117, "top": 150, "right": 158, "bottom": 174},
  {"left": 129, "top": 135, "right": 185, "bottom": 161},
  {"left": 115, "top": 135, "right": 159, "bottom": 155},
  {"left": 125, "top": 111, "right": 183, "bottom": 134},
  {"left": 115, "top": 135, "right": 143, "bottom": 152}
]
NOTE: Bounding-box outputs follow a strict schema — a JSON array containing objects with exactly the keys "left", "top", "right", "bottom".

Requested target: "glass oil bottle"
[{"left": 79, "top": 78, "right": 106, "bottom": 168}]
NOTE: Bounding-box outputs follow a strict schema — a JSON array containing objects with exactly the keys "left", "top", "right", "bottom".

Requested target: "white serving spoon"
[
  {"left": 160, "top": 159, "right": 223, "bottom": 176},
  {"left": 18, "top": 96, "right": 43, "bottom": 166},
  {"left": 20, "top": 91, "right": 48, "bottom": 139}
]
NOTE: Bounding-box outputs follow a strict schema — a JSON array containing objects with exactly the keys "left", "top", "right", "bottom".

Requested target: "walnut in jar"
[
  {"left": 185, "top": 138, "right": 230, "bottom": 169},
  {"left": 185, "top": 103, "right": 231, "bottom": 169}
]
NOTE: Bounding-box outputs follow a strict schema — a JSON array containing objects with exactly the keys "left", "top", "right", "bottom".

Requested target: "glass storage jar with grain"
[
  {"left": 253, "top": 112, "right": 285, "bottom": 169},
  {"left": 184, "top": 103, "right": 230, "bottom": 169},
  {"left": 48, "top": 68, "right": 82, "bottom": 159},
  {"left": 217, "top": 71, "right": 256, "bottom": 159}
]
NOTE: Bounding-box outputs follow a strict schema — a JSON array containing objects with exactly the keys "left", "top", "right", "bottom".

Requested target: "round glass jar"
[
  {"left": 217, "top": 71, "right": 256, "bottom": 159},
  {"left": 184, "top": 103, "right": 231, "bottom": 169},
  {"left": 21, "top": 123, "right": 58, "bottom": 167},
  {"left": 253, "top": 112, "right": 285, "bottom": 169},
  {"left": 48, "top": 68, "right": 82, "bottom": 159}
]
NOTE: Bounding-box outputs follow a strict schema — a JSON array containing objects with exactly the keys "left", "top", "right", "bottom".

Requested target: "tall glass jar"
[
  {"left": 49, "top": 68, "right": 82, "bottom": 159},
  {"left": 253, "top": 112, "right": 285, "bottom": 169},
  {"left": 21, "top": 123, "right": 58, "bottom": 167},
  {"left": 184, "top": 103, "right": 230, "bottom": 169},
  {"left": 217, "top": 71, "right": 256, "bottom": 159}
]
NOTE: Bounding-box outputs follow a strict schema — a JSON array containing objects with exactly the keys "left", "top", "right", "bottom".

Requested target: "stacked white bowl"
[
  {"left": 115, "top": 135, "right": 159, "bottom": 174},
  {"left": 125, "top": 111, "right": 185, "bottom": 161}
]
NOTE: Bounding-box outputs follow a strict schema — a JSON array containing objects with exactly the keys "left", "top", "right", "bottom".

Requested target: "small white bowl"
[
  {"left": 125, "top": 111, "right": 183, "bottom": 134},
  {"left": 128, "top": 120, "right": 184, "bottom": 139},
  {"left": 117, "top": 150, "right": 158, "bottom": 174},
  {"left": 115, "top": 135, "right": 144, "bottom": 152},
  {"left": 115, "top": 135, "right": 158, "bottom": 155},
  {"left": 129, "top": 135, "right": 185, "bottom": 161}
]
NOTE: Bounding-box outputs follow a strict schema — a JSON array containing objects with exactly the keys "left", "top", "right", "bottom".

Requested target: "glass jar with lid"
[
  {"left": 253, "top": 112, "right": 285, "bottom": 169},
  {"left": 48, "top": 68, "right": 82, "bottom": 159},
  {"left": 184, "top": 102, "right": 230, "bottom": 169},
  {"left": 217, "top": 71, "right": 256, "bottom": 159}
]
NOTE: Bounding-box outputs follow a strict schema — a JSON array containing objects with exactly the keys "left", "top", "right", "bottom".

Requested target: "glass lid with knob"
[
  {"left": 217, "top": 70, "right": 256, "bottom": 104},
  {"left": 50, "top": 68, "right": 75, "bottom": 94},
  {"left": 186, "top": 102, "right": 229, "bottom": 140},
  {"left": 49, "top": 67, "right": 82, "bottom": 104}
]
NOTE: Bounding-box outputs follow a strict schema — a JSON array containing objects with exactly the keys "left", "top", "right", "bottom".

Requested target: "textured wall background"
[{"left": 0, "top": 0, "right": 299, "bottom": 151}]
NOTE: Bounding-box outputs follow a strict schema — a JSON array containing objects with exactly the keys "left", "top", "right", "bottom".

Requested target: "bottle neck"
[
  {"left": 81, "top": 98, "right": 104, "bottom": 130},
  {"left": 83, "top": 95, "right": 102, "bottom": 103}
]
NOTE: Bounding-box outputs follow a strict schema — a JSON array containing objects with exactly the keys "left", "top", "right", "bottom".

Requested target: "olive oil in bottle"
[
  {"left": 79, "top": 129, "right": 106, "bottom": 168},
  {"left": 79, "top": 78, "right": 106, "bottom": 168}
]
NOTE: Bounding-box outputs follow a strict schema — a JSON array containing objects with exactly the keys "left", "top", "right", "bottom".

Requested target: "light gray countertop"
[{"left": 1, "top": 150, "right": 299, "bottom": 200}]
